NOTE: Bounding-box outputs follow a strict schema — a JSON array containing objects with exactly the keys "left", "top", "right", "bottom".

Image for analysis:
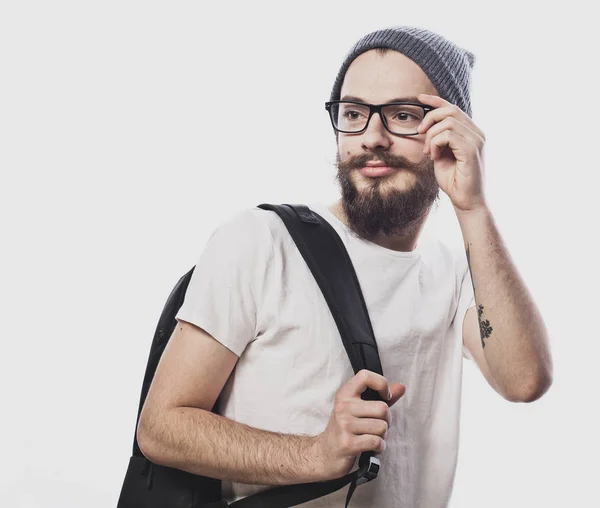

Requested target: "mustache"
[{"left": 337, "top": 152, "right": 421, "bottom": 171}]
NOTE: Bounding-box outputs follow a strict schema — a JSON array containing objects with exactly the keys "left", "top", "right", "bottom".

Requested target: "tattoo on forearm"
[
  {"left": 477, "top": 305, "right": 493, "bottom": 346},
  {"left": 466, "top": 245, "right": 493, "bottom": 349}
]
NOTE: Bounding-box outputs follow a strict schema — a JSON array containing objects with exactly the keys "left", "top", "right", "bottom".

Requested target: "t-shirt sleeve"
[
  {"left": 450, "top": 247, "right": 476, "bottom": 361},
  {"left": 174, "top": 208, "right": 273, "bottom": 357}
]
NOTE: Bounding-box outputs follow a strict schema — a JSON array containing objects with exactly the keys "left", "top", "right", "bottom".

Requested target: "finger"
[
  {"left": 423, "top": 117, "right": 483, "bottom": 155},
  {"left": 348, "top": 400, "right": 392, "bottom": 426},
  {"left": 387, "top": 382, "right": 406, "bottom": 407},
  {"left": 418, "top": 103, "right": 485, "bottom": 140},
  {"left": 351, "top": 434, "right": 386, "bottom": 456},
  {"left": 417, "top": 104, "right": 457, "bottom": 133},
  {"left": 342, "top": 369, "right": 392, "bottom": 401},
  {"left": 430, "top": 130, "right": 471, "bottom": 162},
  {"left": 348, "top": 417, "right": 389, "bottom": 438}
]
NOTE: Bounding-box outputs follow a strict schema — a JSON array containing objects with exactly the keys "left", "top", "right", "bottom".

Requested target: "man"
[{"left": 136, "top": 26, "right": 554, "bottom": 507}]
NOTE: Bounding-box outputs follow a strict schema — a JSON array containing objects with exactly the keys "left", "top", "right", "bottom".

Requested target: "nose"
[{"left": 361, "top": 112, "right": 392, "bottom": 151}]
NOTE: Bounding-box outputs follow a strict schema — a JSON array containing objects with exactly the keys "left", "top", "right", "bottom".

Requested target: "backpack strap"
[
  {"left": 219, "top": 203, "right": 383, "bottom": 508},
  {"left": 257, "top": 204, "right": 383, "bottom": 383}
]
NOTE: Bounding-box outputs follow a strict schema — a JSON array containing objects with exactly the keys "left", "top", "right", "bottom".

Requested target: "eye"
[
  {"left": 344, "top": 109, "right": 365, "bottom": 120},
  {"left": 384, "top": 105, "right": 425, "bottom": 125},
  {"left": 394, "top": 111, "right": 420, "bottom": 122}
]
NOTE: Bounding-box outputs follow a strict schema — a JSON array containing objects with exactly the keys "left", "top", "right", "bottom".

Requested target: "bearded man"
[{"left": 134, "top": 26, "right": 553, "bottom": 508}]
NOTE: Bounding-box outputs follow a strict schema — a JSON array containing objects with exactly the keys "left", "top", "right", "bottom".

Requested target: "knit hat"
[{"left": 330, "top": 26, "right": 476, "bottom": 117}]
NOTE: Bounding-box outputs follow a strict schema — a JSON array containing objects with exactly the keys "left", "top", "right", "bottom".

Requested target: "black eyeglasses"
[{"left": 325, "top": 100, "right": 436, "bottom": 136}]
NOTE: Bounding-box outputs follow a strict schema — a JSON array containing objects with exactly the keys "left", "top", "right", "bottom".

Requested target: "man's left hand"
[{"left": 417, "top": 93, "right": 487, "bottom": 213}]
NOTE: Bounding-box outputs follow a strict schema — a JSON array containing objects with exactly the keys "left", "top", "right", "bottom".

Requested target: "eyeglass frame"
[{"left": 324, "top": 100, "right": 437, "bottom": 137}]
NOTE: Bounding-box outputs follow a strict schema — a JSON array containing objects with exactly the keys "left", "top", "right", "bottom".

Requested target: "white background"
[{"left": 1, "top": 1, "right": 598, "bottom": 507}]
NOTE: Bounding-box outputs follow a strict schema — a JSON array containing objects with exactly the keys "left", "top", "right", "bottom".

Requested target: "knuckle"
[
  {"left": 333, "top": 402, "right": 347, "bottom": 420},
  {"left": 371, "top": 435, "right": 384, "bottom": 451},
  {"left": 376, "top": 374, "right": 388, "bottom": 391},
  {"left": 369, "top": 419, "right": 387, "bottom": 436},
  {"left": 377, "top": 401, "right": 389, "bottom": 417},
  {"left": 340, "top": 398, "right": 352, "bottom": 413},
  {"left": 338, "top": 413, "right": 351, "bottom": 430},
  {"left": 334, "top": 390, "right": 347, "bottom": 404},
  {"left": 378, "top": 420, "right": 389, "bottom": 435}
]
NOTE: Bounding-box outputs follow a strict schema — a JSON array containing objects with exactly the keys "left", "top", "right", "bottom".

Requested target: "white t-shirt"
[{"left": 175, "top": 202, "right": 476, "bottom": 508}]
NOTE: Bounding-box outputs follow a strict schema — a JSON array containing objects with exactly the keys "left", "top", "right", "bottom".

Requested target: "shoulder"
[
  {"left": 245, "top": 205, "right": 314, "bottom": 247},
  {"left": 220, "top": 206, "right": 290, "bottom": 236},
  {"left": 198, "top": 207, "right": 276, "bottom": 264},
  {"left": 209, "top": 206, "right": 275, "bottom": 240}
]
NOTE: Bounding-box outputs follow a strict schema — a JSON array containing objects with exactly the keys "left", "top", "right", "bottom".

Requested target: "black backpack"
[{"left": 117, "top": 203, "right": 386, "bottom": 508}]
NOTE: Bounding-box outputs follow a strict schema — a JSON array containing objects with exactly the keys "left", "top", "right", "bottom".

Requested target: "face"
[{"left": 335, "top": 49, "right": 441, "bottom": 241}]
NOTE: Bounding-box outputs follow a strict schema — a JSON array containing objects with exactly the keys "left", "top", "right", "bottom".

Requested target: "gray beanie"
[{"left": 330, "top": 26, "right": 476, "bottom": 117}]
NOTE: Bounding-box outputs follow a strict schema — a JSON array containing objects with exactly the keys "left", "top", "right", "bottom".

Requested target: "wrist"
[
  {"left": 454, "top": 202, "right": 491, "bottom": 223},
  {"left": 306, "top": 433, "right": 354, "bottom": 482},
  {"left": 306, "top": 434, "right": 330, "bottom": 482}
]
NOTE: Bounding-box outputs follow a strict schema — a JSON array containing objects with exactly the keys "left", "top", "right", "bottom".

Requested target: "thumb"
[{"left": 387, "top": 383, "right": 406, "bottom": 407}]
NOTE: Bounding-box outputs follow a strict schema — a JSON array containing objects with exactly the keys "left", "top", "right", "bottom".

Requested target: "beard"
[{"left": 335, "top": 150, "right": 440, "bottom": 241}]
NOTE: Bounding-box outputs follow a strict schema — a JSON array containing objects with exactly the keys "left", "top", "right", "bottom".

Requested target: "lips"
[{"left": 359, "top": 165, "right": 395, "bottom": 177}]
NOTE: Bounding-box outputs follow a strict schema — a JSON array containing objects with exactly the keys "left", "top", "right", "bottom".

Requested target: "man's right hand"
[{"left": 311, "top": 369, "right": 406, "bottom": 481}]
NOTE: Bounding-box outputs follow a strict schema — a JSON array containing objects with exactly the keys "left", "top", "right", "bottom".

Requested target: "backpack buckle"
[{"left": 355, "top": 456, "right": 380, "bottom": 486}]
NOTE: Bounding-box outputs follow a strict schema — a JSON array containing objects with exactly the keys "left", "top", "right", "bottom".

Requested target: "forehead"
[{"left": 340, "top": 49, "right": 438, "bottom": 102}]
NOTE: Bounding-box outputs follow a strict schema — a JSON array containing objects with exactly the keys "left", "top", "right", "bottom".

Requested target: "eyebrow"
[{"left": 340, "top": 95, "right": 422, "bottom": 104}]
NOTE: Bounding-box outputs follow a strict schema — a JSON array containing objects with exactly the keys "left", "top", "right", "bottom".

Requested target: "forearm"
[
  {"left": 138, "top": 406, "right": 324, "bottom": 485},
  {"left": 456, "top": 205, "right": 553, "bottom": 400}
]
